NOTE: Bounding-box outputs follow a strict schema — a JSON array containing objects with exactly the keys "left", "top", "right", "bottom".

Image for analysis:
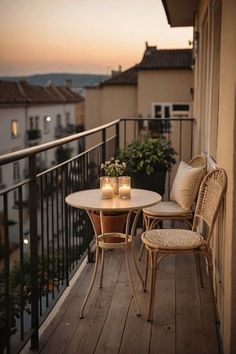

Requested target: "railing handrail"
[
  {"left": 120, "top": 117, "right": 195, "bottom": 122},
  {"left": 0, "top": 119, "right": 120, "bottom": 166}
]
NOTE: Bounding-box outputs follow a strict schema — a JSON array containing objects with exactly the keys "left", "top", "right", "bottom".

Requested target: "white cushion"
[{"left": 170, "top": 161, "right": 204, "bottom": 210}]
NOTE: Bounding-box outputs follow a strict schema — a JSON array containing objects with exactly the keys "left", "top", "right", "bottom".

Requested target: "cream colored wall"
[
  {"left": 137, "top": 70, "right": 193, "bottom": 116},
  {"left": 85, "top": 88, "right": 102, "bottom": 130},
  {"left": 195, "top": 0, "right": 236, "bottom": 353},
  {"left": 75, "top": 101, "right": 85, "bottom": 126},
  {"left": 101, "top": 85, "right": 137, "bottom": 124},
  {"left": 84, "top": 88, "right": 102, "bottom": 150},
  {"left": 217, "top": 0, "right": 236, "bottom": 353}
]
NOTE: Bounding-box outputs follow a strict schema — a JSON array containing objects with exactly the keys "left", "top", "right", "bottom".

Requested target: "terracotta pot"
[{"left": 90, "top": 211, "right": 128, "bottom": 236}]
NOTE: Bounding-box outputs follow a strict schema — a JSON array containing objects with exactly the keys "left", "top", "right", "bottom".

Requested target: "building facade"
[
  {"left": 85, "top": 44, "right": 193, "bottom": 131},
  {"left": 0, "top": 80, "right": 84, "bottom": 209},
  {"left": 162, "top": 0, "right": 236, "bottom": 353}
]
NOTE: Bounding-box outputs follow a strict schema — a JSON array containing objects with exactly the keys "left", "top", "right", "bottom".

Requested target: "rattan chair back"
[
  {"left": 192, "top": 168, "right": 227, "bottom": 243},
  {"left": 189, "top": 154, "right": 207, "bottom": 169}
]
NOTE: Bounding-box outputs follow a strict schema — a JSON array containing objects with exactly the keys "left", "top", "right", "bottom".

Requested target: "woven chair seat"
[
  {"left": 143, "top": 201, "right": 192, "bottom": 217},
  {"left": 142, "top": 229, "right": 205, "bottom": 250}
]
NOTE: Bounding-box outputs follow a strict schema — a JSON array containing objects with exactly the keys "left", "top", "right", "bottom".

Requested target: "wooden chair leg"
[
  {"left": 148, "top": 251, "right": 157, "bottom": 322},
  {"left": 139, "top": 243, "right": 144, "bottom": 261},
  {"left": 99, "top": 248, "right": 105, "bottom": 288},
  {"left": 206, "top": 254, "right": 220, "bottom": 323},
  {"left": 131, "top": 242, "right": 144, "bottom": 287},
  {"left": 144, "top": 248, "right": 149, "bottom": 292},
  {"left": 80, "top": 245, "right": 100, "bottom": 319},
  {"left": 194, "top": 253, "right": 204, "bottom": 288}
]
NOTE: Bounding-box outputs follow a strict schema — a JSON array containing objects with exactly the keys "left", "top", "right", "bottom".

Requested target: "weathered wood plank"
[
  {"left": 40, "top": 250, "right": 123, "bottom": 353},
  {"left": 198, "top": 257, "right": 220, "bottom": 354},
  {"left": 61, "top": 250, "right": 124, "bottom": 354},
  {"left": 119, "top": 255, "right": 151, "bottom": 354},
  {"left": 175, "top": 254, "right": 208, "bottom": 354},
  {"left": 34, "top": 242, "right": 220, "bottom": 354},
  {"left": 149, "top": 255, "right": 176, "bottom": 354}
]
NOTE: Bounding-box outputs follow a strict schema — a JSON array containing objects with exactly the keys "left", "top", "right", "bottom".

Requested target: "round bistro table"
[{"left": 65, "top": 188, "right": 161, "bottom": 318}]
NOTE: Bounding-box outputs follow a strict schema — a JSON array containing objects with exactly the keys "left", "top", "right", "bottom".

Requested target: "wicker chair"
[
  {"left": 139, "top": 155, "right": 207, "bottom": 260},
  {"left": 141, "top": 168, "right": 227, "bottom": 322}
]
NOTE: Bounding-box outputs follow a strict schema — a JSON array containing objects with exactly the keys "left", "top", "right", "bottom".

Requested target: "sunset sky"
[{"left": 0, "top": 0, "right": 193, "bottom": 76}]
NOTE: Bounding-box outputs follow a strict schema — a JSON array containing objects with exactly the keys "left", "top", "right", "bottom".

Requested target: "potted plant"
[
  {"left": 90, "top": 158, "right": 128, "bottom": 236},
  {"left": 119, "top": 137, "right": 176, "bottom": 196}
]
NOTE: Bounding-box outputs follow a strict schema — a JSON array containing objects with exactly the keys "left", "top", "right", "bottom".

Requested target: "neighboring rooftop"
[
  {"left": 0, "top": 80, "right": 84, "bottom": 105},
  {"left": 90, "top": 43, "right": 192, "bottom": 89},
  {"left": 101, "top": 66, "right": 138, "bottom": 86},
  {"left": 138, "top": 44, "right": 192, "bottom": 69}
]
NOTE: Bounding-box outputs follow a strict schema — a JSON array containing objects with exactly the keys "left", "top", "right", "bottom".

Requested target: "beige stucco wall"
[
  {"left": 217, "top": 0, "right": 236, "bottom": 353},
  {"left": 75, "top": 101, "right": 85, "bottom": 126},
  {"left": 137, "top": 69, "right": 193, "bottom": 116},
  {"left": 85, "top": 87, "right": 102, "bottom": 130},
  {"left": 101, "top": 85, "right": 137, "bottom": 124},
  {"left": 195, "top": 0, "right": 236, "bottom": 353}
]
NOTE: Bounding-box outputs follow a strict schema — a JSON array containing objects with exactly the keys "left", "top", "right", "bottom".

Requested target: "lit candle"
[
  {"left": 119, "top": 184, "right": 131, "bottom": 199},
  {"left": 101, "top": 184, "right": 113, "bottom": 199},
  {"left": 100, "top": 176, "right": 114, "bottom": 199}
]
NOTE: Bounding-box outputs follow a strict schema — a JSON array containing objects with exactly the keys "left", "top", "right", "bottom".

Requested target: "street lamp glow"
[{"left": 46, "top": 116, "right": 51, "bottom": 122}]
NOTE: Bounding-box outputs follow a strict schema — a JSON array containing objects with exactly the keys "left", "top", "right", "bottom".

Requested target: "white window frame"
[{"left": 151, "top": 102, "right": 192, "bottom": 119}]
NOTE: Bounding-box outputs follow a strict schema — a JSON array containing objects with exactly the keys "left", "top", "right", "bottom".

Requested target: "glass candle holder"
[
  {"left": 118, "top": 176, "right": 131, "bottom": 199},
  {"left": 110, "top": 177, "right": 119, "bottom": 195},
  {"left": 100, "top": 177, "right": 114, "bottom": 199}
]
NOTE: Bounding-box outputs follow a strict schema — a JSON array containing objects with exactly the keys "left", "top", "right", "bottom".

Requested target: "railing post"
[
  {"left": 64, "top": 164, "right": 70, "bottom": 286},
  {"left": 3, "top": 194, "right": 10, "bottom": 353},
  {"left": 102, "top": 128, "right": 106, "bottom": 162},
  {"left": 29, "top": 155, "right": 39, "bottom": 350},
  {"left": 115, "top": 122, "right": 120, "bottom": 156}
]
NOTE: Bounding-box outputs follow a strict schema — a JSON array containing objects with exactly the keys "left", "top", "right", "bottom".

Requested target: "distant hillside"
[{"left": 0, "top": 73, "right": 107, "bottom": 88}]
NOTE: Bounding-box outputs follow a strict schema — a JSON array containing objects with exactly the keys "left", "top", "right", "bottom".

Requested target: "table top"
[{"left": 65, "top": 188, "right": 162, "bottom": 212}]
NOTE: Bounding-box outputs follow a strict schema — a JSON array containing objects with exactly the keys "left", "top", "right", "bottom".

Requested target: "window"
[
  {"left": 29, "top": 116, "right": 40, "bottom": 130},
  {"left": 152, "top": 103, "right": 191, "bottom": 119},
  {"left": 197, "top": 1, "right": 221, "bottom": 158},
  {"left": 11, "top": 120, "right": 20, "bottom": 137},
  {"left": 56, "top": 114, "right": 61, "bottom": 126}
]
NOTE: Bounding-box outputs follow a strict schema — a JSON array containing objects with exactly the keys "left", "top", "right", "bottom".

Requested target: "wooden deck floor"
[{"left": 32, "top": 236, "right": 220, "bottom": 354}]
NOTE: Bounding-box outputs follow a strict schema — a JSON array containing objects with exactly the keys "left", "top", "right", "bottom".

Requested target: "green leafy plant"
[{"left": 119, "top": 137, "right": 176, "bottom": 176}]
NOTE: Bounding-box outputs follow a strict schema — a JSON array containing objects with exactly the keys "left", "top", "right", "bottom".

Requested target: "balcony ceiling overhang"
[{"left": 161, "top": 0, "right": 198, "bottom": 27}]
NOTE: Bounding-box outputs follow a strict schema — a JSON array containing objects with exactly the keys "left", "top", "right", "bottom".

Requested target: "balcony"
[
  {"left": 23, "top": 233, "right": 219, "bottom": 354},
  {"left": 0, "top": 118, "right": 220, "bottom": 353},
  {"left": 26, "top": 129, "right": 42, "bottom": 141}
]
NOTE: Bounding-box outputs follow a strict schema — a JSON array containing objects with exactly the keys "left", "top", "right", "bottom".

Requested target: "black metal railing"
[{"left": 0, "top": 118, "right": 194, "bottom": 353}]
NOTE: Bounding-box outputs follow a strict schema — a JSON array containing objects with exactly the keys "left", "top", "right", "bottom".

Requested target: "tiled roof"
[
  {"left": 137, "top": 48, "right": 192, "bottom": 69},
  {"left": 94, "top": 47, "right": 192, "bottom": 89},
  {"left": 101, "top": 66, "right": 138, "bottom": 86},
  {"left": 0, "top": 80, "right": 84, "bottom": 105}
]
